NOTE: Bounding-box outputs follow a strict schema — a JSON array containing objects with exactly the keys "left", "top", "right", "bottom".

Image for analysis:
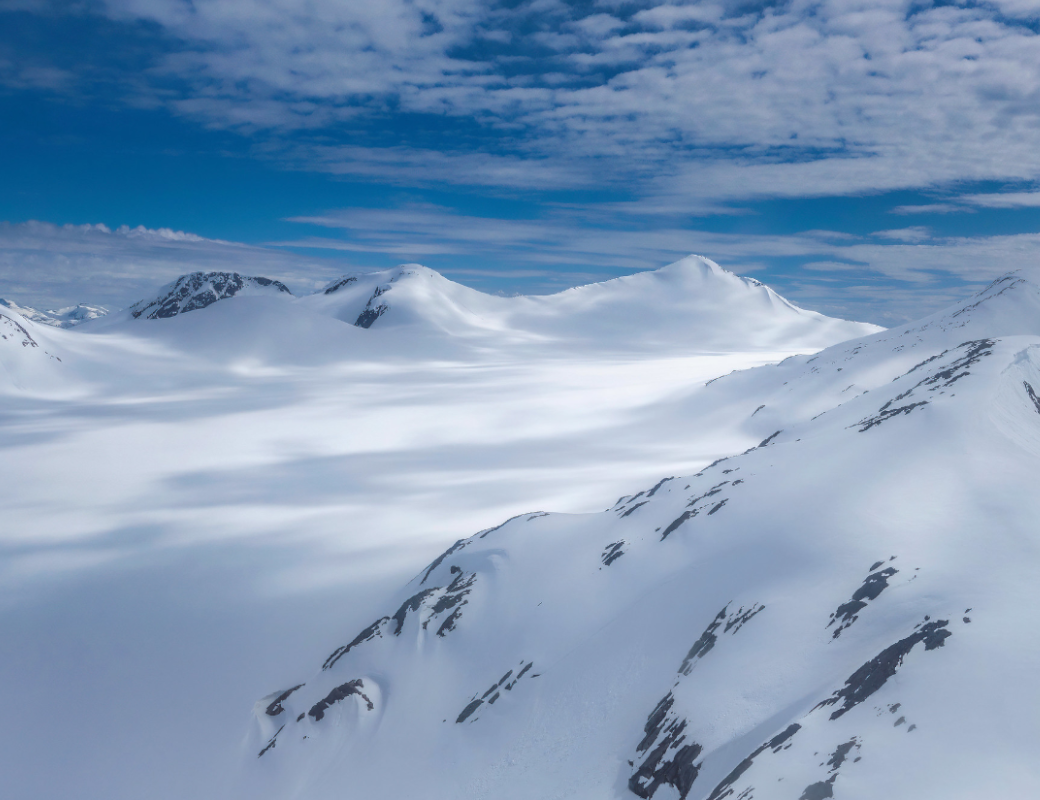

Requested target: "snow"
[
  {"left": 233, "top": 269, "right": 1040, "bottom": 799},
  {"left": 9, "top": 256, "right": 1033, "bottom": 800}
]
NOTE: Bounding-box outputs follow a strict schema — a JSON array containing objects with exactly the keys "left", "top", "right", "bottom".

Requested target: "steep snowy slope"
[
  {"left": 298, "top": 257, "right": 880, "bottom": 352},
  {"left": 0, "top": 307, "right": 66, "bottom": 392},
  {"left": 241, "top": 269, "right": 1040, "bottom": 800}
]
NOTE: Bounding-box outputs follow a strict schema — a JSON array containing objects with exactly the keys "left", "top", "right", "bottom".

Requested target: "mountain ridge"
[
  {"left": 127, "top": 271, "right": 293, "bottom": 321},
  {"left": 0, "top": 298, "right": 109, "bottom": 328}
]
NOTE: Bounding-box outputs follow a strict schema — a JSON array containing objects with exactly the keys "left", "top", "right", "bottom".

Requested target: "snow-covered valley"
[{"left": 3, "top": 257, "right": 1038, "bottom": 799}]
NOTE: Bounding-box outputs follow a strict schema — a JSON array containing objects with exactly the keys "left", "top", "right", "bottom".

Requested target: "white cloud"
[
  {"left": 961, "top": 191, "right": 1040, "bottom": 208},
  {"left": 872, "top": 227, "right": 932, "bottom": 243},
  {"left": 14, "top": 0, "right": 1021, "bottom": 205},
  {"left": 890, "top": 203, "right": 963, "bottom": 215}
]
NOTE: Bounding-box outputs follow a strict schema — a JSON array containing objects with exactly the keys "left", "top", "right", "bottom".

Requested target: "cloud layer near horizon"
[
  {"left": 5, "top": 216, "right": 1040, "bottom": 326},
  {"left": 0, "top": 221, "right": 341, "bottom": 310}
]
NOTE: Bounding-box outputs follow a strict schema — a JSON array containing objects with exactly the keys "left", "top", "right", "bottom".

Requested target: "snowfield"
[
  {"left": 5, "top": 257, "right": 1038, "bottom": 799},
  {"left": 234, "top": 268, "right": 1040, "bottom": 800}
]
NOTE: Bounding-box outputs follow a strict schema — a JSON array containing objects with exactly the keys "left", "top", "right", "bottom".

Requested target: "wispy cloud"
[
  {"left": 961, "top": 191, "right": 1040, "bottom": 209},
  {"left": 890, "top": 203, "right": 964, "bottom": 215},
  {"left": 0, "top": 221, "right": 347, "bottom": 309},
  {"left": 7, "top": 0, "right": 1040, "bottom": 205},
  {"left": 872, "top": 227, "right": 932, "bottom": 243},
  {"left": 892, "top": 190, "right": 1040, "bottom": 214}
]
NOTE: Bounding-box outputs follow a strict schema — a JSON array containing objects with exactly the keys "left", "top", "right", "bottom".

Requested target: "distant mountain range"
[
  {"left": 98, "top": 255, "right": 880, "bottom": 353},
  {"left": 1, "top": 257, "right": 880, "bottom": 390},
  {"left": 0, "top": 298, "right": 108, "bottom": 328}
]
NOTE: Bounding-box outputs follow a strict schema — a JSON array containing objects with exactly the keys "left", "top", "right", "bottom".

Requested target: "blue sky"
[{"left": 3, "top": 0, "right": 1040, "bottom": 324}]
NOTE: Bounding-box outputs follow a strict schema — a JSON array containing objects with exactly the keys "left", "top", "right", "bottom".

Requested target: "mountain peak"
[
  {"left": 300, "top": 258, "right": 880, "bottom": 351},
  {"left": 903, "top": 268, "right": 1040, "bottom": 339},
  {"left": 0, "top": 298, "right": 109, "bottom": 328},
  {"left": 129, "top": 271, "right": 292, "bottom": 320}
]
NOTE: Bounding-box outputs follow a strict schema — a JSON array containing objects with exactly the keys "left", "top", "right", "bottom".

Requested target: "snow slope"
[
  {"left": 240, "top": 270, "right": 1040, "bottom": 800},
  {"left": 0, "top": 307, "right": 66, "bottom": 392},
  {"left": 0, "top": 259, "right": 882, "bottom": 800}
]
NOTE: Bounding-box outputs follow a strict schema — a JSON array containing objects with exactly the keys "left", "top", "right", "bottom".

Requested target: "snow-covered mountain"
[
  {"left": 0, "top": 298, "right": 108, "bottom": 327},
  {"left": 127, "top": 271, "right": 292, "bottom": 320},
  {"left": 240, "top": 269, "right": 1040, "bottom": 800},
  {"left": 298, "top": 257, "right": 878, "bottom": 352},
  {"left": 5, "top": 257, "right": 878, "bottom": 380}
]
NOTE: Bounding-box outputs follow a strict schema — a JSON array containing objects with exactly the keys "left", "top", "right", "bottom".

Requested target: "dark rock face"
[
  {"left": 828, "top": 565, "right": 899, "bottom": 638},
  {"left": 678, "top": 608, "right": 727, "bottom": 672},
  {"left": 815, "top": 619, "right": 952, "bottom": 720},
  {"left": 322, "top": 617, "right": 390, "bottom": 671},
  {"left": 456, "top": 698, "right": 483, "bottom": 724},
  {"left": 857, "top": 401, "right": 929, "bottom": 430},
  {"left": 420, "top": 539, "right": 468, "bottom": 583},
  {"left": 631, "top": 602, "right": 766, "bottom": 798},
  {"left": 660, "top": 510, "right": 694, "bottom": 541},
  {"left": 755, "top": 430, "right": 783, "bottom": 449},
  {"left": 826, "top": 738, "right": 860, "bottom": 771},
  {"left": 355, "top": 285, "right": 390, "bottom": 328},
  {"left": 265, "top": 684, "right": 305, "bottom": 716},
  {"left": 355, "top": 305, "right": 388, "bottom": 328},
  {"left": 319, "top": 554, "right": 481, "bottom": 688},
  {"left": 602, "top": 541, "right": 625, "bottom": 566},
  {"left": 323, "top": 276, "right": 358, "bottom": 294},
  {"left": 455, "top": 662, "right": 534, "bottom": 723},
  {"left": 857, "top": 339, "right": 995, "bottom": 431},
  {"left": 130, "top": 272, "right": 291, "bottom": 319},
  {"left": 424, "top": 571, "right": 477, "bottom": 637},
  {"left": 704, "top": 723, "right": 802, "bottom": 800},
  {"left": 799, "top": 776, "right": 836, "bottom": 800},
  {"left": 679, "top": 604, "right": 764, "bottom": 675},
  {"left": 629, "top": 692, "right": 703, "bottom": 800},
  {"left": 257, "top": 725, "right": 284, "bottom": 758},
  {"left": 1025, "top": 381, "right": 1040, "bottom": 415},
  {"left": 646, "top": 477, "right": 674, "bottom": 497},
  {"left": 392, "top": 588, "right": 440, "bottom": 635},
  {"left": 308, "top": 679, "right": 374, "bottom": 721},
  {"left": 660, "top": 481, "right": 733, "bottom": 541}
]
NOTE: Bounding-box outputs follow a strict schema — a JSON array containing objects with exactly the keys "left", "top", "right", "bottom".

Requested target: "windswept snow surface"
[
  {"left": 240, "top": 270, "right": 1040, "bottom": 800},
  {"left": 0, "top": 257, "right": 883, "bottom": 800}
]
